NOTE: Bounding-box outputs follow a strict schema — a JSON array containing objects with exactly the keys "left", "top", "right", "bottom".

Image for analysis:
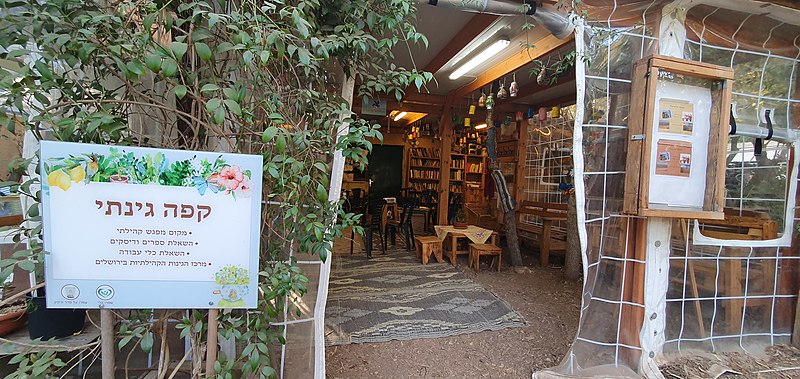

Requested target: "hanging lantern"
[
  {"left": 526, "top": 107, "right": 534, "bottom": 119},
  {"left": 538, "top": 107, "right": 547, "bottom": 121},
  {"left": 485, "top": 94, "right": 494, "bottom": 110},
  {"left": 464, "top": 117, "right": 471, "bottom": 127},
  {"left": 510, "top": 75, "right": 519, "bottom": 97},
  {"left": 469, "top": 104, "right": 476, "bottom": 115},
  {"left": 550, "top": 106, "right": 561, "bottom": 118},
  {"left": 478, "top": 92, "right": 486, "bottom": 107},
  {"left": 515, "top": 111, "right": 524, "bottom": 122},
  {"left": 497, "top": 83, "right": 508, "bottom": 100},
  {"left": 504, "top": 115, "right": 512, "bottom": 126}
]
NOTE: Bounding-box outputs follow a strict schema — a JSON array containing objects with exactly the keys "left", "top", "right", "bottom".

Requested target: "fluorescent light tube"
[
  {"left": 393, "top": 111, "right": 408, "bottom": 121},
  {"left": 449, "top": 39, "right": 511, "bottom": 80}
]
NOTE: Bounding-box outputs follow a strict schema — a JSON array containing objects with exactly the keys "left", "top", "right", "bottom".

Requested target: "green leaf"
[
  {"left": 171, "top": 42, "right": 188, "bottom": 61},
  {"left": 213, "top": 107, "right": 225, "bottom": 124},
  {"left": 141, "top": 331, "right": 154, "bottom": 353},
  {"left": 195, "top": 42, "right": 212, "bottom": 61},
  {"left": 259, "top": 50, "right": 271, "bottom": 64},
  {"left": 274, "top": 135, "right": 286, "bottom": 153},
  {"left": 297, "top": 48, "right": 310, "bottom": 65},
  {"left": 242, "top": 50, "right": 254, "bottom": 65},
  {"left": 34, "top": 61, "right": 52, "bottom": 80},
  {"left": 223, "top": 99, "right": 242, "bottom": 116},
  {"left": 201, "top": 84, "right": 219, "bottom": 93},
  {"left": 261, "top": 126, "right": 278, "bottom": 143},
  {"left": 162, "top": 59, "right": 178, "bottom": 77},
  {"left": 17, "top": 260, "right": 34, "bottom": 272},
  {"left": 316, "top": 184, "right": 328, "bottom": 202},
  {"left": 292, "top": 10, "right": 310, "bottom": 38},
  {"left": 174, "top": 85, "right": 188, "bottom": 99},
  {"left": 78, "top": 45, "right": 96, "bottom": 63},
  {"left": 127, "top": 61, "right": 146, "bottom": 76},
  {"left": 206, "top": 98, "right": 222, "bottom": 112},
  {"left": 145, "top": 54, "right": 161, "bottom": 72}
]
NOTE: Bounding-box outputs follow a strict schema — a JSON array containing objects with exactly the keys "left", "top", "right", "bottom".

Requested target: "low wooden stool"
[
  {"left": 415, "top": 236, "right": 443, "bottom": 265},
  {"left": 469, "top": 243, "right": 502, "bottom": 273}
]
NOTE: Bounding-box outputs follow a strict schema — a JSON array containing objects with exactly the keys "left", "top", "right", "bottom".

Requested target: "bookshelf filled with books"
[
  {"left": 449, "top": 153, "right": 485, "bottom": 203},
  {"left": 407, "top": 147, "right": 441, "bottom": 192}
]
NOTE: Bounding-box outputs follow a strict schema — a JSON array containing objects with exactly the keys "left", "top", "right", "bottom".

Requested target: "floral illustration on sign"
[
  {"left": 43, "top": 148, "right": 252, "bottom": 198},
  {"left": 214, "top": 265, "right": 250, "bottom": 307}
]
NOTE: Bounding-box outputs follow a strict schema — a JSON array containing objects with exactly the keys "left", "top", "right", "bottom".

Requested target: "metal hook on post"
[{"left": 754, "top": 108, "right": 774, "bottom": 156}]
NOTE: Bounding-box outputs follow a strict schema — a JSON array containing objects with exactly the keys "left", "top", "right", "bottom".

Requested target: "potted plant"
[
  {"left": 453, "top": 206, "right": 467, "bottom": 229},
  {"left": 0, "top": 284, "right": 28, "bottom": 337}
]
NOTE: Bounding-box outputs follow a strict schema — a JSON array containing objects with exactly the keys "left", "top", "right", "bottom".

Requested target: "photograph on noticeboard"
[
  {"left": 658, "top": 98, "right": 694, "bottom": 135},
  {"left": 655, "top": 139, "right": 692, "bottom": 177}
]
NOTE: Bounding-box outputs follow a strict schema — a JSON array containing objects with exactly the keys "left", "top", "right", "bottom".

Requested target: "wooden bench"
[
  {"left": 695, "top": 209, "right": 778, "bottom": 241},
  {"left": 516, "top": 201, "right": 568, "bottom": 267}
]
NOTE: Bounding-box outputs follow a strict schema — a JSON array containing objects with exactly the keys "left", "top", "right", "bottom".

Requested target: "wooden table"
[{"left": 435, "top": 225, "right": 498, "bottom": 266}]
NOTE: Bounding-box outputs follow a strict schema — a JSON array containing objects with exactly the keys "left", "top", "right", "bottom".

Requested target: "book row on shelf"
[
  {"left": 450, "top": 171, "right": 463, "bottom": 181},
  {"left": 466, "top": 163, "right": 484, "bottom": 173},
  {"left": 451, "top": 159, "right": 465, "bottom": 169},
  {"left": 409, "top": 170, "right": 440, "bottom": 180},
  {"left": 411, "top": 182, "right": 438, "bottom": 191},
  {"left": 410, "top": 147, "right": 440, "bottom": 159},
  {"left": 410, "top": 158, "right": 440, "bottom": 168}
]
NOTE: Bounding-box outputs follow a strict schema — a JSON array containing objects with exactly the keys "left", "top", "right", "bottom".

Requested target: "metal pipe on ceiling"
[{"left": 417, "top": 0, "right": 574, "bottom": 39}]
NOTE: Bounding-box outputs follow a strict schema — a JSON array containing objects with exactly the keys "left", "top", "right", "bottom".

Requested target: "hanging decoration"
[
  {"left": 497, "top": 79, "right": 508, "bottom": 100},
  {"left": 504, "top": 115, "right": 512, "bottom": 126},
  {"left": 478, "top": 92, "right": 487, "bottom": 107},
  {"left": 538, "top": 107, "right": 547, "bottom": 121},
  {"left": 485, "top": 93, "right": 495, "bottom": 110},
  {"left": 464, "top": 117, "right": 471, "bottom": 127},
  {"left": 550, "top": 106, "right": 561, "bottom": 118},
  {"left": 509, "top": 73, "right": 519, "bottom": 97},
  {"left": 515, "top": 111, "right": 524, "bottom": 122},
  {"left": 526, "top": 107, "right": 534, "bottom": 119},
  {"left": 469, "top": 104, "right": 476, "bottom": 115}
]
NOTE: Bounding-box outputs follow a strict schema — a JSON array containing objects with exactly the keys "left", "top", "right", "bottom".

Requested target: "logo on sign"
[
  {"left": 96, "top": 285, "right": 115, "bottom": 300},
  {"left": 61, "top": 284, "right": 80, "bottom": 300}
]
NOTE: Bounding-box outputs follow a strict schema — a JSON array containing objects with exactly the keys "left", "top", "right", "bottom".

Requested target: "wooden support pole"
[
  {"left": 101, "top": 309, "right": 115, "bottom": 379},
  {"left": 437, "top": 97, "right": 454, "bottom": 226},
  {"left": 205, "top": 309, "right": 219, "bottom": 377}
]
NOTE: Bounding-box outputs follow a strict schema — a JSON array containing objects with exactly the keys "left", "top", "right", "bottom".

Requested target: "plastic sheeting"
[{"left": 536, "top": 1, "right": 800, "bottom": 377}]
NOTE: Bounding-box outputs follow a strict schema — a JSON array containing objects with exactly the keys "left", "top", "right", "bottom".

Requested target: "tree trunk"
[
  {"left": 486, "top": 109, "right": 524, "bottom": 267},
  {"left": 565, "top": 194, "right": 581, "bottom": 280}
]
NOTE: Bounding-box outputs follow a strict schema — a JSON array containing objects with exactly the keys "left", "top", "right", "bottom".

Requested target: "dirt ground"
[
  {"left": 659, "top": 345, "right": 800, "bottom": 379},
  {"left": 325, "top": 252, "right": 583, "bottom": 379}
]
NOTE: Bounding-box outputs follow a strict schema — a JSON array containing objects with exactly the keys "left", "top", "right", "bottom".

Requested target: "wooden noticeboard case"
[{"left": 623, "top": 55, "right": 733, "bottom": 220}]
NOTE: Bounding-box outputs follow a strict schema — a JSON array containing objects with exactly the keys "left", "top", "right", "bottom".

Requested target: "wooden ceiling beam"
[
  {"left": 453, "top": 33, "right": 575, "bottom": 99},
  {"left": 422, "top": 14, "right": 500, "bottom": 74},
  {"left": 353, "top": 101, "right": 443, "bottom": 116}
]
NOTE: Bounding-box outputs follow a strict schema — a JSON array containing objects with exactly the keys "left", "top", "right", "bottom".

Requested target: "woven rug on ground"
[{"left": 325, "top": 248, "right": 526, "bottom": 346}]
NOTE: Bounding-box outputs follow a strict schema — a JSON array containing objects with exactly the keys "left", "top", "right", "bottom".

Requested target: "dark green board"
[{"left": 367, "top": 145, "right": 404, "bottom": 204}]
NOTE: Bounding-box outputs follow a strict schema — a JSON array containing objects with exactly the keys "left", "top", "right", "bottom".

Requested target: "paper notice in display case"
[
  {"left": 648, "top": 82, "right": 711, "bottom": 209},
  {"left": 655, "top": 140, "right": 692, "bottom": 177}
]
